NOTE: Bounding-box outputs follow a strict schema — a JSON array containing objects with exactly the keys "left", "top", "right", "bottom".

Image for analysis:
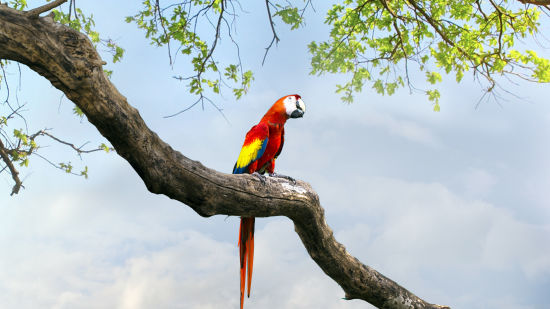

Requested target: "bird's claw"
[
  {"left": 252, "top": 172, "right": 266, "bottom": 184},
  {"left": 268, "top": 172, "right": 296, "bottom": 185}
]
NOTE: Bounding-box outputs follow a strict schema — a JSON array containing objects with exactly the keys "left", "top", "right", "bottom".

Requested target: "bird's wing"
[{"left": 233, "top": 123, "right": 269, "bottom": 174}]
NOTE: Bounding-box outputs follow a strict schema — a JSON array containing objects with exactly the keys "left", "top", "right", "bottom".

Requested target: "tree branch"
[
  {"left": 262, "top": 0, "right": 280, "bottom": 65},
  {"left": 26, "top": 0, "right": 67, "bottom": 18},
  {"left": 154, "top": 0, "right": 173, "bottom": 66},
  {"left": 38, "top": 130, "right": 103, "bottom": 154},
  {"left": 407, "top": 0, "right": 465, "bottom": 56},
  {"left": 0, "top": 6, "right": 449, "bottom": 309},
  {"left": 517, "top": 0, "right": 550, "bottom": 5},
  {"left": 0, "top": 137, "right": 23, "bottom": 195}
]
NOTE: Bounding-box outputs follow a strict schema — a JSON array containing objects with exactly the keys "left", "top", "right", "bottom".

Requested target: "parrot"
[{"left": 232, "top": 94, "right": 306, "bottom": 309}]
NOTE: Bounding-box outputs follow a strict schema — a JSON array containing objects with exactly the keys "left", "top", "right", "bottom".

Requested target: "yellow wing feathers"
[
  {"left": 233, "top": 123, "right": 269, "bottom": 174},
  {"left": 235, "top": 139, "right": 266, "bottom": 171}
]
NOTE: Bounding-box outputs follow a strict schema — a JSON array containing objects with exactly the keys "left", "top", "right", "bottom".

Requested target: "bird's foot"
[
  {"left": 268, "top": 172, "right": 296, "bottom": 185},
  {"left": 252, "top": 172, "right": 266, "bottom": 184}
]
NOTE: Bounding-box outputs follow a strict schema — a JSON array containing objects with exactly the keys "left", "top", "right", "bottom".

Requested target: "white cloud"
[
  {"left": 333, "top": 175, "right": 550, "bottom": 308},
  {"left": 481, "top": 215, "right": 550, "bottom": 279},
  {"left": 362, "top": 110, "right": 440, "bottom": 147},
  {"left": 334, "top": 175, "right": 550, "bottom": 273},
  {"left": 0, "top": 187, "right": 371, "bottom": 309},
  {"left": 459, "top": 167, "right": 498, "bottom": 197}
]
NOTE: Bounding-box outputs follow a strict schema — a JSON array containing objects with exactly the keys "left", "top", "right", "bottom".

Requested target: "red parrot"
[{"left": 233, "top": 94, "right": 306, "bottom": 309}]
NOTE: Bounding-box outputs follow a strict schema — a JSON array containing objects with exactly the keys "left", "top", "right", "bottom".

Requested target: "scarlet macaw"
[{"left": 233, "top": 94, "right": 306, "bottom": 309}]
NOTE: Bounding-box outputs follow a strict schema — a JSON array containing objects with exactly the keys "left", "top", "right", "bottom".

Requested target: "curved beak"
[
  {"left": 290, "top": 98, "right": 306, "bottom": 118},
  {"left": 290, "top": 109, "right": 304, "bottom": 118}
]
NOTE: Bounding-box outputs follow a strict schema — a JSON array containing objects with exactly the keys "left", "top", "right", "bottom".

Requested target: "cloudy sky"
[{"left": 1, "top": 1, "right": 549, "bottom": 309}]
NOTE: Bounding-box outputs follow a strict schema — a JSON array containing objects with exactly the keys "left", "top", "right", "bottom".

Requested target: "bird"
[{"left": 232, "top": 94, "right": 306, "bottom": 309}]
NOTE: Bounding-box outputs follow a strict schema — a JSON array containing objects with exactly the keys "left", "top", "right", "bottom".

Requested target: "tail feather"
[
  {"left": 239, "top": 217, "right": 255, "bottom": 309},
  {"left": 240, "top": 262, "right": 246, "bottom": 309},
  {"left": 247, "top": 222, "right": 255, "bottom": 298}
]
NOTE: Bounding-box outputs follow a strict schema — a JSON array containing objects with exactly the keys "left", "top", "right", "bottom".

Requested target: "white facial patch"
[{"left": 283, "top": 95, "right": 298, "bottom": 116}]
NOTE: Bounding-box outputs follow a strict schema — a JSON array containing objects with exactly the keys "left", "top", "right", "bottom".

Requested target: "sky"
[{"left": 1, "top": 1, "right": 549, "bottom": 309}]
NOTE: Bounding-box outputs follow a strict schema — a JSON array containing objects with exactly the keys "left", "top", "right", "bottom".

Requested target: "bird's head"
[
  {"left": 262, "top": 94, "right": 306, "bottom": 124},
  {"left": 282, "top": 94, "right": 306, "bottom": 119}
]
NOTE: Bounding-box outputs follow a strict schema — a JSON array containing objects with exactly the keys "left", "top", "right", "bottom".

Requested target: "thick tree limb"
[{"left": 0, "top": 5, "right": 449, "bottom": 309}]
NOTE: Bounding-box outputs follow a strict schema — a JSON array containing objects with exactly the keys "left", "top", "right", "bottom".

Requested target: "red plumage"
[{"left": 233, "top": 94, "right": 305, "bottom": 309}]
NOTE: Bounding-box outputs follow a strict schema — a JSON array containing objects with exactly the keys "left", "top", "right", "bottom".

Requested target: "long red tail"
[{"left": 238, "top": 217, "right": 255, "bottom": 309}]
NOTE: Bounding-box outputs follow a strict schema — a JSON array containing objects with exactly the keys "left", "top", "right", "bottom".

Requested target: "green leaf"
[
  {"left": 426, "top": 72, "right": 442, "bottom": 85},
  {"left": 81, "top": 166, "right": 89, "bottom": 179},
  {"left": 275, "top": 6, "right": 303, "bottom": 30},
  {"left": 73, "top": 106, "right": 84, "bottom": 117},
  {"left": 20, "top": 158, "right": 29, "bottom": 167},
  {"left": 100, "top": 143, "right": 111, "bottom": 153}
]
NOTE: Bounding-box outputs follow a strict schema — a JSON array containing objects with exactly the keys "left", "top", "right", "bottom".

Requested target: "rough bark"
[
  {"left": 517, "top": 0, "right": 550, "bottom": 5},
  {"left": 0, "top": 4, "right": 449, "bottom": 309}
]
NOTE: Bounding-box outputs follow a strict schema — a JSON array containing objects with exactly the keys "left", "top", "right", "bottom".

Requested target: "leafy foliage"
[
  {"left": 126, "top": 0, "right": 253, "bottom": 103},
  {"left": 274, "top": 4, "right": 304, "bottom": 30},
  {"left": 308, "top": 0, "right": 550, "bottom": 110},
  {"left": 1, "top": 112, "right": 100, "bottom": 181},
  {"left": 8, "top": 0, "right": 27, "bottom": 10},
  {"left": 2, "top": 0, "right": 550, "bottom": 193}
]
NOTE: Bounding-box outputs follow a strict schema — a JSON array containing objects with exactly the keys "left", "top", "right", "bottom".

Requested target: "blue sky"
[{"left": 1, "top": 1, "right": 549, "bottom": 308}]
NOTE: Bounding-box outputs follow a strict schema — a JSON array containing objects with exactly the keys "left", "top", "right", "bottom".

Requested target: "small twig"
[
  {"left": 72, "top": 0, "right": 77, "bottom": 20},
  {"left": 407, "top": 0, "right": 469, "bottom": 58},
  {"left": 163, "top": 96, "right": 204, "bottom": 118},
  {"left": 162, "top": 92, "right": 228, "bottom": 123},
  {"left": 32, "top": 153, "right": 83, "bottom": 176},
  {"left": 475, "top": 0, "right": 489, "bottom": 20},
  {"left": 262, "top": 0, "right": 280, "bottom": 65},
  {"left": 202, "top": 0, "right": 225, "bottom": 75},
  {"left": 68, "top": 0, "right": 72, "bottom": 20},
  {"left": 380, "top": 1, "right": 412, "bottom": 91},
  {"left": 0, "top": 138, "right": 23, "bottom": 195},
  {"left": 181, "top": 0, "right": 225, "bottom": 87},
  {"left": 26, "top": 0, "right": 67, "bottom": 18},
  {"left": 300, "top": 0, "right": 314, "bottom": 16},
  {"left": 39, "top": 130, "right": 103, "bottom": 154},
  {"left": 4, "top": 103, "right": 25, "bottom": 122},
  {"left": 1, "top": 62, "right": 10, "bottom": 104},
  {"left": 155, "top": 0, "right": 173, "bottom": 66},
  {"left": 488, "top": 0, "right": 504, "bottom": 56},
  {"left": 221, "top": 12, "right": 246, "bottom": 86},
  {"left": 204, "top": 95, "right": 230, "bottom": 124}
]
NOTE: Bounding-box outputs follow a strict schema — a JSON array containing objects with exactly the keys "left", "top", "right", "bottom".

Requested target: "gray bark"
[{"left": 0, "top": 4, "right": 449, "bottom": 309}]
